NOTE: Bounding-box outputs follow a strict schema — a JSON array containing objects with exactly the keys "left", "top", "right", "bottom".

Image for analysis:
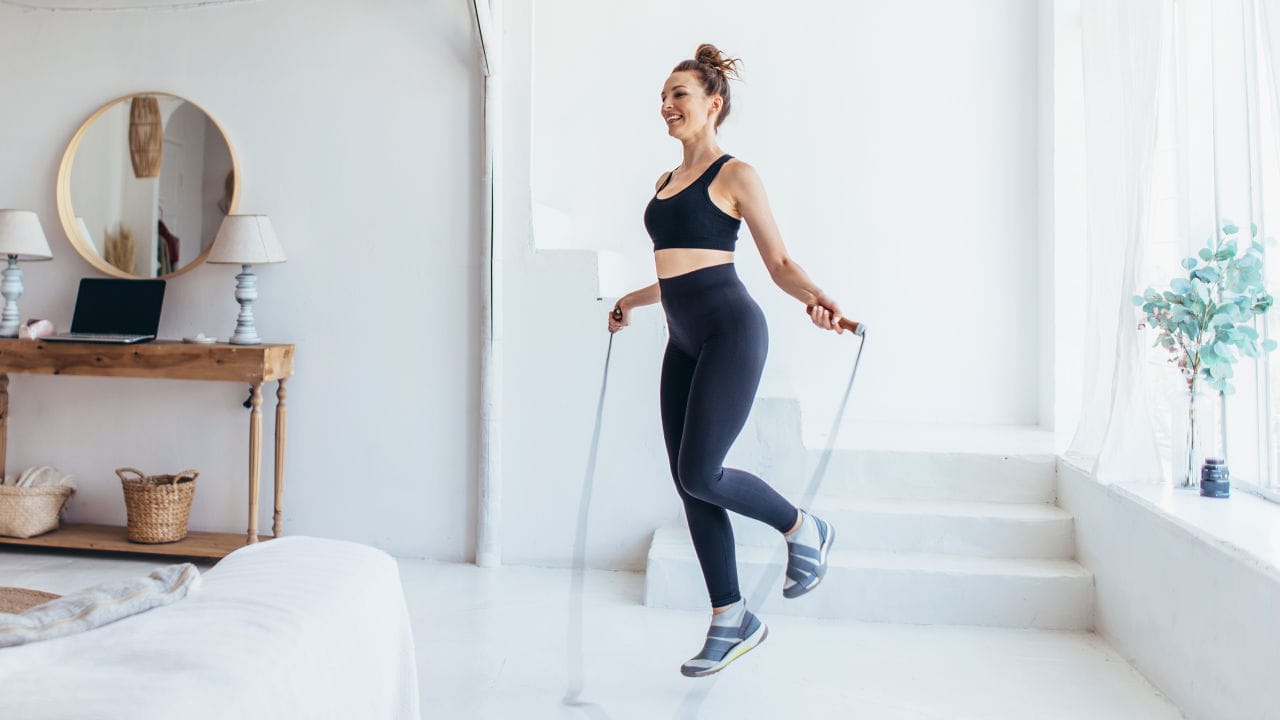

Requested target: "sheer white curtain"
[
  {"left": 1068, "top": 0, "right": 1172, "bottom": 483},
  {"left": 1255, "top": 0, "right": 1280, "bottom": 492}
]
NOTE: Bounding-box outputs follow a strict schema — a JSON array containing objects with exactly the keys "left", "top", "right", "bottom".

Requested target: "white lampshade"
[
  {"left": 0, "top": 210, "right": 53, "bottom": 260},
  {"left": 209, "top": 214, "right": 286, "bottom": 265}
]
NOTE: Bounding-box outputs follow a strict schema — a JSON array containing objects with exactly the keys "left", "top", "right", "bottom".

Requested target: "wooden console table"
[{"left": 0, "top": 339, "right": 294, "bottom": 559}]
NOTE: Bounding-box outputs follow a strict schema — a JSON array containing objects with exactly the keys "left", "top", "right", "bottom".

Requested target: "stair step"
[
  {"left": 724, "top": 499, "right": 1075, "bottom": 558},
  {"left": 644, "top": 526, "right": 1093, "bottom": 630},
  {"left": 747, "top": 448, "right": 1059, "bottom": 504}
]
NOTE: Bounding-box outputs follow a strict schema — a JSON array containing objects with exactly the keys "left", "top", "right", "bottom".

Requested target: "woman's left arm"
[{"left": 727, "top": 161, "right": 845, "bottom": 332}]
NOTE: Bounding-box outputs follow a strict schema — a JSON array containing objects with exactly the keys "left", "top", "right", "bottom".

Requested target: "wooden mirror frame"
[{"left": 56, "top": 92, "right": 241, "bottom": 280}]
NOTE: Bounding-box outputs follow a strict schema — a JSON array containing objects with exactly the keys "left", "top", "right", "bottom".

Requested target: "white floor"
[{"left": 0, "top": 548, "right": 1186, "bottom": 719}]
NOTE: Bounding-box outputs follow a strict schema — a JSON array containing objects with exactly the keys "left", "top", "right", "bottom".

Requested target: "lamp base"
[
  {"left": 0, "top": 256, "right": 24, "bottom": 338},
  {"left": 229, "top": 264, "right": 262, "bottom": 345}
]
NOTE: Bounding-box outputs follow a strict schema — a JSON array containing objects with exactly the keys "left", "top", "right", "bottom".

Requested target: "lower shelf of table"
[{"left": 0, "top": 523, "right": 272, "bottom": 559}]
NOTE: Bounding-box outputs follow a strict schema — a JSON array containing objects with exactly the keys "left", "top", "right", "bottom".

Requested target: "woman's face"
[{"left": 660, "top": 71, "right": 721, "bottom": 139}]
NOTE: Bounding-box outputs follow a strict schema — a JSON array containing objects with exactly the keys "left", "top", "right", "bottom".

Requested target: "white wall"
[
  {"left": 1052, "top": 0, "right": 1086, "bottom": 451},
  {"left": 499, "top": 0, "right": 1045, "bottom": 569},
  {"left": 0, "top": 0, "right": 481, "bottom": 560},
  {"left": 530, "top": 0, "right": 1041, "bottom": 431},
  {"left": 1058, "top": 460, "right": 1280, "bottom": 720},
  {"left": 1039, "top": 0, "right": 1087, "bottom": 447}
]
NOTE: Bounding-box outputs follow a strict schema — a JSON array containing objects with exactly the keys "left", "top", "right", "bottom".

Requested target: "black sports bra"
[{"left": 643, "top": 154, "right": 741, "bottom": 252}]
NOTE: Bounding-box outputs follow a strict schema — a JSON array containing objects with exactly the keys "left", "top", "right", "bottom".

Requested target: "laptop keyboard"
[{"left": 56, "top": 333, "right": 151, "bottom": 342}]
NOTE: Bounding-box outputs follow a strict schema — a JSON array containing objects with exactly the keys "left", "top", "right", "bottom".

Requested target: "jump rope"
[{"left": 563, "top": 305, "right": 867, "bottom": 718}]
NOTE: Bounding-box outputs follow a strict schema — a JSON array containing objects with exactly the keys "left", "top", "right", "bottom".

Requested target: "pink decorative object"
[{"left": 19, "top": 319, "right": 54, "bottom": 340}]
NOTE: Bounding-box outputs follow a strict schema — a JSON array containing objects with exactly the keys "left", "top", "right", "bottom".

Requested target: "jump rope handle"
[{"left": 806, "top": 304, "right": 865, "bottom": 336}]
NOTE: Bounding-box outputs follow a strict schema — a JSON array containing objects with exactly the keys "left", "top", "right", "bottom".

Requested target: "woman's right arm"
[{"left": 608, "top": 282, "right": 661, "bottom": 333}]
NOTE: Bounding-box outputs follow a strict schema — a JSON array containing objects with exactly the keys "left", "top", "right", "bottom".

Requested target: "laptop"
[{"left": 44, "top": 278, "right": 166, "bottom": 344}]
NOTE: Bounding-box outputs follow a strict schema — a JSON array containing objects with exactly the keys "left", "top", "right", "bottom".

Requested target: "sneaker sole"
[
  {"left": 681, "top": 623, "right": 769, "bottom": 678},
  {"left": 783, "top": 521, "right": 836, "bottom": 599}
]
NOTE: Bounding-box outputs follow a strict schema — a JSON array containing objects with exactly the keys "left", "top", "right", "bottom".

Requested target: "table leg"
[
  {"left": 248, "top": 382, "right": 263, "bottom": 544},
  {"left": 0, "top": 374, "right": 8, "bottom": 479},
  {"left": 273, "top": 379, "right": 288, "bottom": 538}
]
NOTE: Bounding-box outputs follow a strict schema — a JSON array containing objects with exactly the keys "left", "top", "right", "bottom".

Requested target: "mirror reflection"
[{"left": 61, "top": 93, "right": 237, "bottom": 278}]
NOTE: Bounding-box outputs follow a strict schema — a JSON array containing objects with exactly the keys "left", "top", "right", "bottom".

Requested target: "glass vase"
[{"left": 1168, "top": 382, "right": 1216, "bottom": 489}]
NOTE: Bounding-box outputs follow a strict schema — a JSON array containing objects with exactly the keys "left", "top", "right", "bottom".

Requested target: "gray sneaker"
[
  {"left": 679, "top": 608, "right": 769, "bottom": 677},
  {"left": 783, "top": 511, "right": 834, "bottom": 599}
]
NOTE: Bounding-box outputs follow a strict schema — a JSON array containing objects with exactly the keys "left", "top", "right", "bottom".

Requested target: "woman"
[{"left": 608, "top": 44, "right": 847, "bottom": 678}]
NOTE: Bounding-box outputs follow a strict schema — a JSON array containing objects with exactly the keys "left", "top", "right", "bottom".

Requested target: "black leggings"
[{"left": 658, "top": 263, "right": 798, "bottom": 608}]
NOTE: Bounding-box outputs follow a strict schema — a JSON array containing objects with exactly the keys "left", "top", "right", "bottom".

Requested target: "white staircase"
[{"left": 643, "top": 399, "right": 1094, "bottom": 630}]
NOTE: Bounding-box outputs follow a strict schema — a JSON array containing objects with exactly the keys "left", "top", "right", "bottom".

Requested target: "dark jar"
[{"left": 1200, "top": 457, "right": 1230, "bottom": 498}]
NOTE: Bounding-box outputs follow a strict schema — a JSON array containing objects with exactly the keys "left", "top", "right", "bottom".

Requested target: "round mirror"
[{"left": 57, "top": 93, "right": 239, "bottom": 279}]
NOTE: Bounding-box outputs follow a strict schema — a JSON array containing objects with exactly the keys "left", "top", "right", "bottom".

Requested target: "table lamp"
[
  {"left": 208, "top": 214, "right": 286, "bottom": 345},
  {"left": 0, "top": 210, "right": 53, "bottom": 338}
]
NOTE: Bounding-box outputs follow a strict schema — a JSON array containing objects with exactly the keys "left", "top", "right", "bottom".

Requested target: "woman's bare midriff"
[{"left": 655, "top": 248, "right": 735, "bottom": 279}]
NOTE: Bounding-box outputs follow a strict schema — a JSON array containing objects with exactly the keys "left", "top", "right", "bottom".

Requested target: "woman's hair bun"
[
  {"left": 671, "top": 44, "right": 743, "bottom": 130},
  {"left": 694, "top": 43, "right": 742, "bottom": 80}
]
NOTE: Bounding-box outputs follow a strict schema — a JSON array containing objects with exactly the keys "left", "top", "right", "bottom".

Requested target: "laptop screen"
[{"left": 69, "top": 278, "right": 166, "bottom": 335}]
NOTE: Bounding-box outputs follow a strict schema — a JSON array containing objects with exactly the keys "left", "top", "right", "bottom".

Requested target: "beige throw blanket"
[{"left": 0, "top": 563, "right": 200, "bottom": 648}]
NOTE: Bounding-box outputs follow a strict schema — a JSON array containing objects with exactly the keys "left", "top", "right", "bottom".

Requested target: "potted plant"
[{"left": 1133, "top": 223, "right": 1276, "bottom": 487}]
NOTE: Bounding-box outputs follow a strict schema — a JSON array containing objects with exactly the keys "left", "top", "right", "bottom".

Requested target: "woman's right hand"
[
  {"left": 807, "top": 292, "right": 846, "bottom": 334},
  {"left": 608, "top": 302, "right": 630, "bottom": 333}
]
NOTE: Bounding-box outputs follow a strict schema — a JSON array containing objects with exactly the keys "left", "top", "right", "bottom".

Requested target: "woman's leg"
[
  {"left": 675, "top": 325, "right": 798, "bottom": 534},
  {"left": 660, "top": 342, "right": 741, "bottom": 608},
  {"left": 662, "top": 340, "right": 770, "bottom": 677},
  {"left": 674, "top": 320, "right": 832, "bottom": 599}
]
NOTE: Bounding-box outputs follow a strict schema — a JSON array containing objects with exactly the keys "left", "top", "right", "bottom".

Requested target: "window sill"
[
  {"left": 1060, "top": 456, "right": 1280, "bottom": 582},
  {"left": 1238, "top": 481, "right": 1280, "bottom": 505}
]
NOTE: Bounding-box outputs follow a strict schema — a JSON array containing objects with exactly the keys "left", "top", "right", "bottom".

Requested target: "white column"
[{"left": 474, "top": 0, "right": 504, "bottom": 568}]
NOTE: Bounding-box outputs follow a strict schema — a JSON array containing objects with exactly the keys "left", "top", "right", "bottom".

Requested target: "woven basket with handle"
[
  {"left": 0, "top": 485, "right": 73, "bottom": 539},
  {"left": 117, "top": 467, "right": 198, "bottom": 544}
]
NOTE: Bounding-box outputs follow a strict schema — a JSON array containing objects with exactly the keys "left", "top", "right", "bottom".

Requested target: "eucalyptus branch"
[{"left": 1133, "top": 222, "right": 1277, "bottom": 397}]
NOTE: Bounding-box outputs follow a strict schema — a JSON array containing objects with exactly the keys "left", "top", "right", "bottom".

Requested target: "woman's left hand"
[{"left": 807, "top": 294, "right": 845, "bottom": 334}]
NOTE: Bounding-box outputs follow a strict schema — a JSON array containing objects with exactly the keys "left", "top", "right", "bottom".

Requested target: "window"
[{"left": 1137, "top": 0, "right": 1280, "bottom": 496}]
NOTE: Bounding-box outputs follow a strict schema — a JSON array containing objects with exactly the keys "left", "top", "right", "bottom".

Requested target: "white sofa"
[{"left": 0, "top": 536, "right": 420, "bottom": 719}]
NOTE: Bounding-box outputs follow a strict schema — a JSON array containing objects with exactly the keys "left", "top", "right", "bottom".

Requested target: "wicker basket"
[
  {"left": 0, "top": 485, "right": 74, "bottom": 539},
  {"left": 0, "top": 587, "right": 60, "bottom": 613},
  {"left": 117, "top": 467, "right": 198, "bottom": 544}
]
